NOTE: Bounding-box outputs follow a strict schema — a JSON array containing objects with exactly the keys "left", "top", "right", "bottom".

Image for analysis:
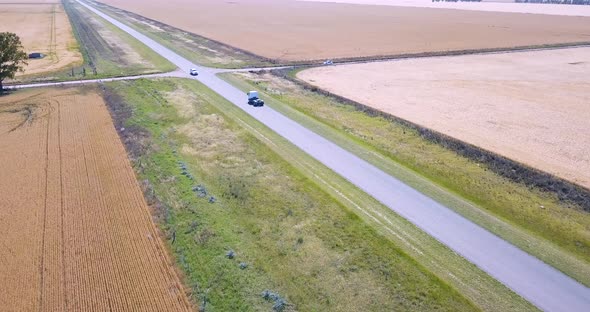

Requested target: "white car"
[
  {"left": 322, "top": 60, "right": 333, "bottom": 65},
  {"left": 189, "top": 68, "right": 199, "bottom": 76}
]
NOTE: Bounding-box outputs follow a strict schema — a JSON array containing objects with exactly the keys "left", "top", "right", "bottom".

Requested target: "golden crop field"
[
  {"left": 100, "top": 0, "right": 590, "bottom": 61},
  {"left": 0, "top": 87, "right": 191, "bottom": 311},
  {"left": 0, "top": 1, "right": 82, "bottom": 76},
  {"left": 298, "top": 47, "right": 590, "bottom": 188}
]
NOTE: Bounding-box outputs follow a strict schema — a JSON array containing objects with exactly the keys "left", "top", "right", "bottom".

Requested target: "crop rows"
[{"left": 0, "top": 88, "right": 191, "bottom": 311}]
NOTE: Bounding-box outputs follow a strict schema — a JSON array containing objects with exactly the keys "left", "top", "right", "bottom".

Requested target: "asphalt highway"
[{"left": 76, "top": 1, "right": 590, "bottom": 310}]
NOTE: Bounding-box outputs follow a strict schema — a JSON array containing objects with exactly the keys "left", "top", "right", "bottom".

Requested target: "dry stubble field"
[
  {"left": 0, "top": 0, "right": 82, "bottom": 76},
  {"left": 298, "top": 47, "right": 590, "bottom": 189},
  {"left": 0, "top": 87, "right": 191, "bottom": 311},
  {"left": 98, "top": 0, "right": 590, "bottom": 62}
]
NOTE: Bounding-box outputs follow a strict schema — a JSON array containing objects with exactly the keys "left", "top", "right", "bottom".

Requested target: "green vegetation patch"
[
  {"left": 103, "top": 77, "right": 478, "bottom": 311},
  {"left": 221, "top": 71, "right": 590, "bottom": 287}
]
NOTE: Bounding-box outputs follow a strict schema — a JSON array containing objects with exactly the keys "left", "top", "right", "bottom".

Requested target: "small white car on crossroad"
[{"left": 189, "top": 68, "right": 199, "bottom": 76}]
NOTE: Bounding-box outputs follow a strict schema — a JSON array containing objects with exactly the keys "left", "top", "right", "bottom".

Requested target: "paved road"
[
  {"left": 5, "top": 70, "right": 187, "bottom": 90},
  {"left": 76, "top": 1, "right": 590, "bottom": 311},
  {"left": 210, "top": 65, "right": 293, "bottom": 74}
]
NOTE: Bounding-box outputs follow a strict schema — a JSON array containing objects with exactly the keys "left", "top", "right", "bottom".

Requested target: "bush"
[{"left": 262, "top": 290, "right": 288, "bottom": 311}]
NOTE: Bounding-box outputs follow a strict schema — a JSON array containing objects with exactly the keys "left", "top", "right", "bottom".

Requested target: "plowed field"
[
  {"left": 0, "top": 88, "right": 191, "bottom": 311},
  {"left": 99, "top": 0, "right": 590, "bottom": 61}
]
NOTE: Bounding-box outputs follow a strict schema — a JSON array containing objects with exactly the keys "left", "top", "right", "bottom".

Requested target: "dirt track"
[
  {"left": 99, "top": 0, "right": 590, "bottom": 61},
  {"left": 0, "top": 87, "right": 191, "bottom": 311},
  {"left": 0, "top": 2, "right": 82, "bottom": 76},
  {"left": 298, "top": 47, "right": 590, "bottom": 189}
]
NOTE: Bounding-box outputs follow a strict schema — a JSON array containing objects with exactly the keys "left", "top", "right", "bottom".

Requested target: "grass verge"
[
  {"left": 220, "top": 70, "right": 590, "bottom": 287},
  {"left": 103, "top": 77, "right": 535, "bottom": 311},
  {"left": 64, "top": 0, "right": 175, "bottom": 76}
]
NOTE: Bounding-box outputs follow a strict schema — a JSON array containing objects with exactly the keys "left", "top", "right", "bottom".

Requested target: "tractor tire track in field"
[
  {"left": 40, "top": 98, "right": 65, "bottom": 311},
  {"left": 50, "top": 4, "right": 58, "bottom": 63},
  {"left": 0, "top": 88, "right": 192, "bottom": 311}
]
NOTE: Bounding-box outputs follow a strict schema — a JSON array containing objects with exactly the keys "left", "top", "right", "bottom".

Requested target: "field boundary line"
[
  {"left": 284, "top": 42, "right": 590, "bottom": 67},
  {"left": 57, "top": 99, "right": 67, "bottom": 309},
  {"left": 38, "top": 99, "right": 51, "bottom": 312},
  {"left": 84, "top": 1, "right": 590, "bottom": 68},
  {"left": 50, "top": 4, "right": 58, "bottom": 63}
]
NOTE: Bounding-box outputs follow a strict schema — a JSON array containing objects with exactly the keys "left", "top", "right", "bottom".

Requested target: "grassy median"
[{"left": 103, "top": 77, "right": 535, "bottom": 311}]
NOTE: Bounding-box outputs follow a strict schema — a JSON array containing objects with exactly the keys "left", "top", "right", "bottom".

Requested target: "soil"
[
  {"left": 0, "top": 87, "right": 192, "bottom": 311},
  {"left": 0, "top": 2, "right": 82, "bottom": 76},
  {"left": 297, "top": 47, "right": 590, "bottom": 189},
  {"left": 99, "top": 0, "right": 590, "bottom": 62}
]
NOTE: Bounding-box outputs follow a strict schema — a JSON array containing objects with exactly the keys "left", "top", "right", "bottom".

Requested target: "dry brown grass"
[
  {"left": 0, "top": 87, "right": 191, "bottom": 311},
  {"left": 297, "top": 47, "right": 590, "bottom": 189},
  {"left": 0, "top": 2, "right": 82, "bottom": 76},
  {"left": 99, "top": 0, "right": 590, "bottom": 61}
]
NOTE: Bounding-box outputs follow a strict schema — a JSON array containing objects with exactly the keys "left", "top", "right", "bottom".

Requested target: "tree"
[{"left": 0, "top": 32, "right": 28, "bottom": 94}]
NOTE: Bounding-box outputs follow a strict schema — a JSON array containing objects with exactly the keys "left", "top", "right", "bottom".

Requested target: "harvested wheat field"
[
  {"left": 297, "top": 47, "right": 590, "bottom": 188},
  {"left": 0, "top": 87, "right": 191, "bottom": 311},
  {"left": 0, "top": 1, "right": 82, "bottom": 76},
  {"left": 99, "top": 0, "right": 590, "bottom": 61}
]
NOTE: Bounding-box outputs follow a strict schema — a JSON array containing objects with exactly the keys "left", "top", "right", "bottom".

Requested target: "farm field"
[
  {"left": 0, "top": 87, "right": 191, "bottom": 311},
  {"left": 299, "top": 0, "right": 590, "bottom": 16},
  {"left": 0, "top": 1, "right": 82, "bottom": 76},
  {"left": 98, "top": 0, "right": 590, "bottom": 62},
  {"left": 297, "top": 47, "right": 590, "bottom": 189}
]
